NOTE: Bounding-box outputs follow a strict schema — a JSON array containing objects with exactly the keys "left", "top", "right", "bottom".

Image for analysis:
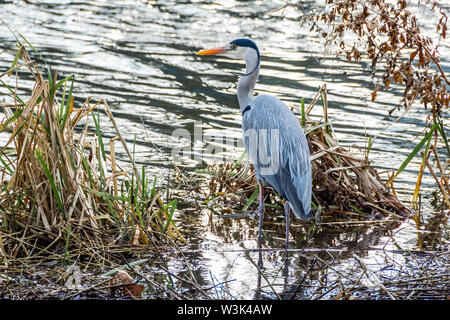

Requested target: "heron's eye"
[{"left": 232, "top": 44, "right": 237, "bottom": 49}]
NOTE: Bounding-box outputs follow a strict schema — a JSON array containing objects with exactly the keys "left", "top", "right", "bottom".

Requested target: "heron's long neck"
[{"left": 237, "top": 54, "right": 260, "bottom": 111}]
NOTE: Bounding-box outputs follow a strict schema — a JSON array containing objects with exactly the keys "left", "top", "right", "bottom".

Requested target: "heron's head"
[{"left": 196, "top": 38, "right": 260, "bottom": 74}]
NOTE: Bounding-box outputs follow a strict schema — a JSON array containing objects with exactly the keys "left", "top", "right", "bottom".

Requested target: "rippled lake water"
[{"left": 0, "top": 0, "right": 448, "bottom": 299}]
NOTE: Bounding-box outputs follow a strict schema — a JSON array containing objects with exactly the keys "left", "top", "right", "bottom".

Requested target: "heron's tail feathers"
[
  {"left": 287, "top": 198, "right": 311, "bottom": 220},
  {"left": 287, "top": 170, "right": 312, "bottom": 220}
]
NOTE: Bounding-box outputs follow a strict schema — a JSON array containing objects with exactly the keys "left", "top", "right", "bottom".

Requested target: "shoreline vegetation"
[{"left": 0, "top": 1, "right": 449, "bottom": 299}]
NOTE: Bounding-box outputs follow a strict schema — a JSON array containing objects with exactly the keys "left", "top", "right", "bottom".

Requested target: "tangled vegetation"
[{"left": 295, "top": 0, "right": 448, "bottom": 114}]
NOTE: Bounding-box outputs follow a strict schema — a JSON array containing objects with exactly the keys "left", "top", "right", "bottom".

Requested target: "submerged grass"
[{"left": 0, "top": 40, "right": 184, "bottom": 265}]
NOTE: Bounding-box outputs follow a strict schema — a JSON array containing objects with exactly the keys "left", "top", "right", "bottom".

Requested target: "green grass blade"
[
  {"left": 105, "top": 196, "right": 120, "bottom": 227},
  {"left": 366, "top": 136, "right": 373, "bottom": 158},
  {"left": 92, "top": 111, "right": 106, "bottom": 161},
  {"left": 194, "top": 169, "right": 217, "bottom": 175},
  {"left": 100, "top": 259, "right": 149, "bottom": 277},
  {"left": 150, "top": 176, "right": 157, "bottom": 199},
  {"left": 204, "top": 205, "right": 220, "bottom": 215},
  {"left": 305, "top": 122, "right": 331, "bottom": 135},
  {"left": 435, "top": 117, "right": 449, "bottom": 156},
  {"left": 242, "top": 186, "right": 259, "bottom": 212},
  {"left": 82, "top": 185, "right": 127, "bottom": 201},
  {"left": 349, "top": 204, "right": 366, "bottom": 216},
  {"left": 231, "top": 150, "right": 246, "bottom": 170},
  {"left": 92, "top": 111, "right": 106, "bottom": 187},
  {"left": 47, "top": 68, "right": 53, "bottom": 92},
  {"left": 80, "top": 152, "right": 95, "bottom": 187},
  {"left": 201, "top": 194, "right": 222, "bottom": 205},
  {"left": 163, "top": 199, "right": 178, "bottom": 233},
  {"left": 0, "top": 154, "right": 14, "bottom": 174},
  {"left": 50, "top": 74, "right": 73, "bottom": 102},
  {"left": 387, "top": 123, "right": 438, "bottom": 186},
  {"left": 8, "top": 45, "right": 23, "bottom": 76},
  {"left": 60, "top": 76, "right": 74, "bottom": 131},
  {"left": 0, "top": 18, "right": 21, "bottom": 46},
  {"left": 64, "top": 225, "right": 71, "bottom": 263},
  {"left": 18, "top": 32, "right": 48, "bottom": 67},
  {"left": 141, "top": 166, "right": 147, "bottom": 199},
  {"left": 60, "top": 79, "right": 68, "bottom": 120},
  {"left": 35, "top": 149, "right": 65, "bottom": 216},
  {"left": 301, "top": 97, "right": 305, "bottom": 127},
  {"left": 0, "top": 78, "right": 26, "bottom": 107}
]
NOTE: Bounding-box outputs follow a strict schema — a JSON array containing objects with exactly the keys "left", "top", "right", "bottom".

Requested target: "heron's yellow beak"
[{"left": 195, "top": 46, "right": 227, "bottom": 55}]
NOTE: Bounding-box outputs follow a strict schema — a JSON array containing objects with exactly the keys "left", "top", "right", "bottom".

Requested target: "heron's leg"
[
  {"left": 283, "top": 202, "right": 291, "bottom": 280},
  {"left": 257, "top": 181, "right": 264, "bottom": 268},
  {"left": 284, "top": 202, "right": 290, "bottom": 249},
  {"left": 257, "top": 181, "right": 265, "bottom": 245}
]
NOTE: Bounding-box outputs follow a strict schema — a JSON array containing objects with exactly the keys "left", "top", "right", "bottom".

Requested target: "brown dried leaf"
[
  {"left": 393, "top": 71, "right": 403, "bottom": 84},
  {"left": 124, "top": 283, "right": 145, "bottom": 297},
  {"left": 346, "top": 51, "right": 352, "bottom": 61},
  {"left": 353, "top": 48, "right": 361, "bottom": 61},
  {"left": 418, "top": 48, "right": 425, "bottom": 67},
  {"left": 114, "top": 270, "right": 133, "bottom": 284},
  {"left": 112, "top": 270, "right": 144, "bottom": 298},
  {"left": 371, "top": 89, "right": 378, "bottom": 102}
]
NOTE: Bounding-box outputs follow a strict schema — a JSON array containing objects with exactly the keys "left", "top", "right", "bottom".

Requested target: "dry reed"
[{"left": 0, "top": 44, "right": 184, "bottom": 263}]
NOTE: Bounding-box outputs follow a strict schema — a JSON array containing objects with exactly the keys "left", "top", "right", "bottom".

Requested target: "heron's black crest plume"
[{"left": 230, "top": 38, "right": 260, "bottom": 76}]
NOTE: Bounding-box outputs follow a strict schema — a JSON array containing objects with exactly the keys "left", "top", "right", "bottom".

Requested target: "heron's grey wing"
[{"left": 242, "top": 94, "right": 311, "bottom": 219}]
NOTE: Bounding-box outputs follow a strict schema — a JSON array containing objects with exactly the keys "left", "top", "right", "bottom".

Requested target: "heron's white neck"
[{"left": 237, "top": 49, "right": 260, "bottom": 111}]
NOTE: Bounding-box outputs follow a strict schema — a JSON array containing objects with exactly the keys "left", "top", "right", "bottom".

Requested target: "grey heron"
[{"left": 196, "top": 38, "right": 312, "bottom": 251}]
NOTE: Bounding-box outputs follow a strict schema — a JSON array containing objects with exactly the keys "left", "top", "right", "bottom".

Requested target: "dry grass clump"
[
  {"left": 306, "top": 86, "right": 411, "bottom": 220},
  {"left": 0, "top": 44, "right": 183, "bottom": 262},
  {"left": 204, "top": 84, "right": 411, "bottom": 222}
]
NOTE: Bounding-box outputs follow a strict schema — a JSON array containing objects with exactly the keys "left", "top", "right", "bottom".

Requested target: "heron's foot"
[
  {"left": 252, "top": 203, "right": 265, "bottom": 219},
  {"left": 249, "top": 204, "right": 265, "bottom": 220}
]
